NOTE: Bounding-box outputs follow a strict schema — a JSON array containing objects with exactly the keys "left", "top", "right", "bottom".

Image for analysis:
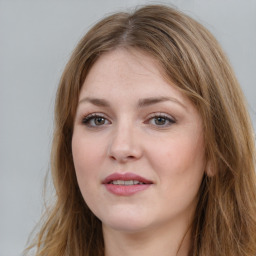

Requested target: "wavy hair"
[{"left": 25, "top": 4, "right": 256, "bottom": 256}]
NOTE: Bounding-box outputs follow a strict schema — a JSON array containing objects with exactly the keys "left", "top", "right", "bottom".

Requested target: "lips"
[
  {"left": 103, "top": 172, "right": 153, "bottom": 185},
  {"left": 102, "top": 172, "right": 153, "bottom": 196}
]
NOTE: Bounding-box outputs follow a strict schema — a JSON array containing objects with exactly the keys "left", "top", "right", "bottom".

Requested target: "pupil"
[
  {"left": 95, "top": 117, "right": 105, "bottom": 125},
  {"left": 155, "top": 117, "right": 166, "bottom": 125}
]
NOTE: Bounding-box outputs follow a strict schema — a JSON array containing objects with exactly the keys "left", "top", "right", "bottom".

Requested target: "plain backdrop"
[{"left": 0, "top": 0, "right": 255, "bottom": 255}]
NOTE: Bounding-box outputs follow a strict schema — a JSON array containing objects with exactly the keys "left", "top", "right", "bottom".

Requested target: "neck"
[{"left": 103, "top": 219, "right": 192, "bottom": 256}]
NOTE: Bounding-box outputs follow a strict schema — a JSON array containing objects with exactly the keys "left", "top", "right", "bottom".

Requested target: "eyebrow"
[
  {"left": 137, "top": 96, "right": 186, "bottom": 109},
  {"left": 79, "top": 97, "right": 110, "bottom": 107},
  {"left": 78, "top": 96, "right": 186, "bottom": 109}
]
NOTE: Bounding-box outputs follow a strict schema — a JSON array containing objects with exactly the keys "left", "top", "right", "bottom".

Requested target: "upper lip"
[{"left": 102, "top": 172, "right": 153, "bottom": 184}]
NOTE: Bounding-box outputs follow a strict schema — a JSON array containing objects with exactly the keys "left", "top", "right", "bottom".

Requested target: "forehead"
[
  {"left": 80, "top": 48, "right": 185, "bottom": 101},
  {"left": 85, "top": 49, "right": 161, "bottom": 84}
]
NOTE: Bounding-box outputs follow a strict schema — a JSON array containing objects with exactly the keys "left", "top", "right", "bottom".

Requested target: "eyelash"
[
  {"left": 81, "top": 113, "right": 176, "bottom": 128},
  {"left": 145, "top": 113, "right": 176, "bottom": 127},
  {"left": 82, "top": 113, "right": 110, "bottom": 127}
]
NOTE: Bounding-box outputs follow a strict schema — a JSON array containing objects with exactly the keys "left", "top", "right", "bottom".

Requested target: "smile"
[
  {"left": 110, "top": 180, "right": 146, "bottom": 185},
  {"left": 103, "top": 172, "right": 153, "bottom": 196}
]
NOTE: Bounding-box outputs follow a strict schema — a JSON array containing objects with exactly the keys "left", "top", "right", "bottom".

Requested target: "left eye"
[
  {"left": 82, "top": 115, "right": 110, "bottom": 127},
  {"left": 147, "top": 115, "right": 175, "bottom": 127}
]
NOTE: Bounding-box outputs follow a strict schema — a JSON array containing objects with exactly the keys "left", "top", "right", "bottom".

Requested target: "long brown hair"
[{"left": 25, "top": 5, "right": 256, "bottom": 256}]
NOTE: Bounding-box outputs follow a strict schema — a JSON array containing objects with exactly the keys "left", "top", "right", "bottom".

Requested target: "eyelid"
[
  {"left": 82, "top": 112, "right": 107, "bottom": 120},
  {"left": 145, "top": 112, "right": 176, "bottom": 127},
  {"left": 81, "top": 112, "right": 111, "bottom": 126},
  {"left": 146, "top": 112, "right": 176, "bottom": 122}
]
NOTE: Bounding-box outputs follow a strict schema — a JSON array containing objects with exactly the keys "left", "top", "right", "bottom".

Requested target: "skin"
[{"left": 72, "top": 48, "right": 206, "bottom": 256}]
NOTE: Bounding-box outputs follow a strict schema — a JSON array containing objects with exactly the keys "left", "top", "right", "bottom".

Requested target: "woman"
[{"left": 26, "top": 4, "right": 256, "bottom": 256}]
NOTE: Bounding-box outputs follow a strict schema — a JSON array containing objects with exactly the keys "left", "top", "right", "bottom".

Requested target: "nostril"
[
  {"left": 109, "top": 154, "right": 135, "bottom": 162},
  {"left": 107, "top": 133, "right": 142, "bottom": 162},
  {"left": 110, "top": 153, "right": 142, "bottom": 163}
]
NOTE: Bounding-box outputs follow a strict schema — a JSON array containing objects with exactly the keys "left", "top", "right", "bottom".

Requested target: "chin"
[
  {"left": 99, "top": 208, "right": 152, "bottom": 233},
  {"left": 103, "top": 220, "right": 151, "bottom": 234}
]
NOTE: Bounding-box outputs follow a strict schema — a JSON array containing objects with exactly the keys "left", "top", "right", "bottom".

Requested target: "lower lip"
[{"left": 104, "top": 184, "right": 151, "bottom": 196}]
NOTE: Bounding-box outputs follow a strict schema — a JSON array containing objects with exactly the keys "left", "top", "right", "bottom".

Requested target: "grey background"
[{"left": 0, "top": 0, "right": 255, "bottom": 255}]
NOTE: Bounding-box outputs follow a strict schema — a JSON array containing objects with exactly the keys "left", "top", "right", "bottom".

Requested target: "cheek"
[
  {"left": 72, "top": 132, "right": 104, "bottom": 171},
  {"left": 71, "top": 132, "right": 104, "bottom": 192},
  {"left": 72, "top": 134, "right": 104, "bottom": 209},
  {"left": 147, "top": 134, "right": 205, "bottom": 180}
]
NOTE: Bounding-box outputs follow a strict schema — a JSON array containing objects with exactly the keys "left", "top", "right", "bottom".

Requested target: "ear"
[{"left": 205, "top": 160, "right": 215, "bottom": 177}]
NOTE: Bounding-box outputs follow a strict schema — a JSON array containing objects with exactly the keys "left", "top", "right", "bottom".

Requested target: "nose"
[{"left": 108, "top": 123, "right": 142, "bottom": 163}]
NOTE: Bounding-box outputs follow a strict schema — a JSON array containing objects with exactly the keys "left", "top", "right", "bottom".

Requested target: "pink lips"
[{"left": 103, "top": 172, "right": 153, "bottom": 196}]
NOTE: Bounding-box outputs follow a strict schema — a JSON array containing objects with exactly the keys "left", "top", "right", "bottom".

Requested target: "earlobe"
[{"left": 205, "top": 160, "right": 215, "bottom": 177}]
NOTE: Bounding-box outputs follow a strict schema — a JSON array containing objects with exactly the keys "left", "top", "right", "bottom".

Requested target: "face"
[{"left": 72, "top": 49, "right": 206, "bottom": 235}]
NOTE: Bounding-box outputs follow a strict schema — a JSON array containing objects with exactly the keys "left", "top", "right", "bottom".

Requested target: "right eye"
[{"left": 82, "top": 114, "right": 111, "bottom": 127}]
